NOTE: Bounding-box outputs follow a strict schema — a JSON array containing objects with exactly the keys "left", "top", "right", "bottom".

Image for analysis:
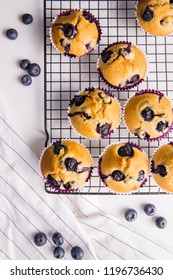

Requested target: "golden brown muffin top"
[
  {"left": 50, "top": 10, "right": 100, "bottom": 57},
  {"left": 124, "top": 91, "right": 173, "bottom": 140},
  {"left": 68, "top": 88, "right": 121, "bottom": 138},
  {"left": 137, "top": 0, "right": 173, "bottom": 36},
  {"left": 152, "top": 143, "right": 173, "bottom": 192},
  {"left": 100, "top": 142, "right": 149, "bottom": 193},
  {"left": 40, "top": 140, "right": 93, "bottom": 191},
  {"left": 98, "top": 42, "right": 147, "bottom": 89}
]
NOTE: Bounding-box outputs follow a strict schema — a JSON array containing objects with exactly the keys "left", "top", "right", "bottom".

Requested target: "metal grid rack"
[{"left": 44, "top": 0, "right": 173, "bottom": 195}]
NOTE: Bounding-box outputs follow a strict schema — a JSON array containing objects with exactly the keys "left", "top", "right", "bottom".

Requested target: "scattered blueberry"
[
  {"left": 155, "top": 164, "right": 167, "bottom": 177},
  {"left": 64, "top": 157, "right": 79, "bottom": 172},
  {"left": 155, "top": 217, "right": 167, "bottom": 229},
  {"left": 144, "top": 204, "right": 156, "bottom": 216},
  {"left": 63, "top": 182, "right": 71, "bottom": 190},
  {"left": 71, "top": 246, "right": 84, "bottom": 260},
  {"left": 64, "top": 43, "right": 71, "bottom": 54},
  {"left": 170, "top": 0, "right": 173, "bottom": 5},
  {"left": 129, "top": 74, "right": 140, "bottom": 84},
  {"left": 63, "top": 23, "right": 77, "bottom": 39},
  {"left": 118, "top": 144, "right": 134, "bottom": 157},
  {"left": 34, "top": 232, "right": 47, "bottom": 246},
  {"left": 47, "top": 174, "right": 59, "bottom": 188},
  {"left": 20, "top": 59, "right": 30, "bottom": 70},
  {"left": 124, "top": 209, "right": 137, "bottom": 222},
  {"left": 52, "top": 232, "right": 64, "bottom": 246},
  {"left": 101, "top": 50, "right": 113, "bottom": 63},
  {"left": 53, "top": 246, "right": 65, "bottom": 259},
  {"left": 96, "top": 123, "right": 111, "bottom": 137},
  {"left": 83, "top": 11, "right": 93, "bottom": 23},
  {"left": 53, "top": 142, "right": 65, "bottom": 155},
  {"left": 21, "top": 75, "right": 32, "bottom": 86},
  {"left": 22, "top": 13, "right": 33, "bottom": 25},
  {"left": 156, "top": 121, "right": 168, "bottom": 132},
  {"left": 6, "top": 28, "right": 18, "bottom": 40},
  {"left": 141, "top": 107, "right": 154, "bottom": 122},
  {"left": 137, "top": 170, "right": 145, "bottom": 181},
  {"left": 142, "top": 6, "right": 154, "bottom": 22},
  {"left": 112, "top": 170, "right": 125, "bottom": 181},
  {"left": 27, "top": 63, "right": 41, "bottom": 77},
  {"left": 74, "top": 95, "right": 86, "bottom": 106}
]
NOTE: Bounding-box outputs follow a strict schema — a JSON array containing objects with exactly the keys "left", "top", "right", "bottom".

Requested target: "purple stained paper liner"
[
  {"left": 123, "top": 89, "right": 173, "bottom": 142},
  {"left": 97, "top": 41, "right": 148, "bottom": 90},
  {"left": 50, "top": 9, "right": 102, "bottom": 58},
  {"left": 68, "top": 87, "right": 121, "bottom": 139},
  {"left": 97, "top": 142, "right": 149, "bottom": 194},
  {"left": 39, "top": 139, "right": 93, "bottom": 194}
]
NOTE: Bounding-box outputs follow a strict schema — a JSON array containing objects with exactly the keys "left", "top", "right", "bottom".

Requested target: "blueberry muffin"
[
  {"left": 151, "top": 143, "right": 173, "bottom": 192},
  {"left": 136, "top": 0, "right": 173, "bottom": 36},
  {"left": 98, "top": 142, "right": 149, "bottom": 193},
  {"left": 68, "top": 87, "right": 121, "bottom": 139},
  {"left": 124, "top": 90, "right": 173, "bottom": 141},
  {"left": 40, "top": 139, "right": 93, "bottom": 192},
  {"left": 50, "top": 9, "right": 101, "bottom": 57},
  {"left": 97, "top": 42, "right": 147, "bottom": 90}
]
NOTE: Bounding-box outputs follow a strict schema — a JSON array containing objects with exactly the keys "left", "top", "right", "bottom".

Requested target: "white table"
[{"left": 0, "top": 0, "right": 173, "bottom": 250}]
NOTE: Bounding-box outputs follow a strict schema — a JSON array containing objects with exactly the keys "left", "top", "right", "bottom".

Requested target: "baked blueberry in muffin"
[
  {"left": 98, "top": 142, "right": 149, "bottom": 193},
  {"left": 40, "top": 139, "right": 93, "bottom": 192},
  {"left": 68, "top": 87, "right": 121, "bottom": 139},
  {"left": 50, "top": 9, "right": 101, "bottom": 57}
]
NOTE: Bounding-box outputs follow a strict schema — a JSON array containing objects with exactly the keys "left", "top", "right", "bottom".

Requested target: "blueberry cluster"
[
  {"left": 34, "top": 231, "right": 84, "bottom": 259},
  {"left": 20, "top": 59, "right": 41, "bottom": 86},
  {"left": 124, "top": 204, "right": 167, "bottom": 229}
]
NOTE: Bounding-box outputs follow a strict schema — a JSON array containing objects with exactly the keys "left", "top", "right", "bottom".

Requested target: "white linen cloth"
[{"left": 0, "top": 96, "right": 173, "bottom": 260}]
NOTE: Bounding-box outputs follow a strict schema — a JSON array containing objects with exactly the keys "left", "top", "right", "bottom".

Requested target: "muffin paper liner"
[
  {"left": 39, "top": 138, "right": 93, "bottom": 194},
  {"left": 135, "top": 1, "right": 173, "bottom": 37},
  {"left": 123, "top": 89, "right": 173, "bottom": 142},
  {"left": 67, "top": 87, "right": 122, "bottom": 140},
  {"left": 97, "top": 141, "right": 149, "bottom": 194},
  {"left": 96, "top": 41, "right": 148, "bottom": 91},
  {"left": 49, "top": 9, "right": 102, "bottom": 58},
  {"left": 150, "top": 142, "right": 173, "bottom": 194}
]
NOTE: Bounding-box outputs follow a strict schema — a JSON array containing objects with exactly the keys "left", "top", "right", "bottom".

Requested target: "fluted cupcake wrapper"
[
  {"left": 39, "top": 138, "right": 93, "bottom": 194},
  {"left": 123, "top": 89, "right": 173, "bottom": 142},
  {"left": 97, "top": 41, "right": 149, "bottom": 91},
  {"left": 49, "top": 9, "right": 102, "bottom": 58},
  {"left": 150, "top": 142, "right": 173, "bottom": 194},
  {"left": 97, "top": 141, "right": 149, "bottom": 195},
  {"left": 67, "top": 87, "right": 122, "bottom": 140}
]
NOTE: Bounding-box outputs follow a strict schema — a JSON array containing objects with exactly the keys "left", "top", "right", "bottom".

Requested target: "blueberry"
[
  {"left": 27, "top": 63, "right": 41, "bottom": 77},
  {"left": 21, "top": 75, "right": 32, "bottom": 86},
  {"left": 22, "top": 13, "right": 33, "bottom": 25},
  {"left": 101, "top": 50, "right": 113, "bottom": 63},
  {"left": 170, "top": 0, "right": 173, "bottom": 5},
  {"left": 74, "top": 95, "right": 86, "bottom": 106},
  {"left": 53, "top": 246, "right": 65, "bottom": 259},
  {"left": 144, "top": 204, "right": 156, "bottom": 216},
  {"left": 71, "top": 246, "right": 84, "bottom": 260},
  {"left": 155, "top": 165, "right": 167, "bottom": 177},
  {"left": 141, "top": 107, "right": 154, "bottom": 121},
  {"left": 63, "top": 23, "right": 77, "bottom": 39},
  {"left": 137, "top": 170, "right": 145, "bottom": 181},
  {"left": 64, "top": 43, "right": 71, "bottom": 54},
  {"left": 47, "top": 174, "right": 59, "bottom": 188},
  {"left": 63, "top": 182, "right": 71, "bottom": 190},
  {"left": 64, "top": 157, "right": 79, "bottom": 172},
  {"left": 34, "top": 232, "right": 47, "bottom": 246},
  {"left": 53, "top": 142, "right": 65, "bottom": 155},
  {"left": 6, "top": 28, "right": 18, "bottom": 40},
  {"left": 20, "top": 59, "right": 30, "bottom": 70},
  {"left": 83, "top": 11, "right": 93, "bottom": 23},
  {"left": 118, "top": 144, "right": 134, "bottom": 157},
  {"left": 112, "top": 170, "right": 125, "bottom": 181},
  {"left": 155, "top": 217, "right": 167, "bottom": 229},
  {"left": 142, "top": 6, "right": 154, "bottom": 22},
  {"left": 85, "top": 43, "right": 92, "bottom": 52},
  {"left": 96, "top": 123, "right": 111, "bottom": 137},
  {"left": 52, "top": 232, "right": 64, "bottom": 246},
  {"left": 129, "top": 74, "right": 140, "bottom": 84},
  {"left": 156, "top": 121, "right": 168, "bottom": 132},
  {"left": 124, "top": 209, "right": 137, "bottom": 222}
]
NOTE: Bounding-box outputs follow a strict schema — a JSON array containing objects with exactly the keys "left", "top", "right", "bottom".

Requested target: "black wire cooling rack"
[{"left": 44, "top": 0, "right": 173, "bottom": 195}]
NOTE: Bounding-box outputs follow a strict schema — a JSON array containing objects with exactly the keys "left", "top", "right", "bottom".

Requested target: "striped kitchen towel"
[{"left": 0, "top": 96, "right": 173, "bottom": 260}]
